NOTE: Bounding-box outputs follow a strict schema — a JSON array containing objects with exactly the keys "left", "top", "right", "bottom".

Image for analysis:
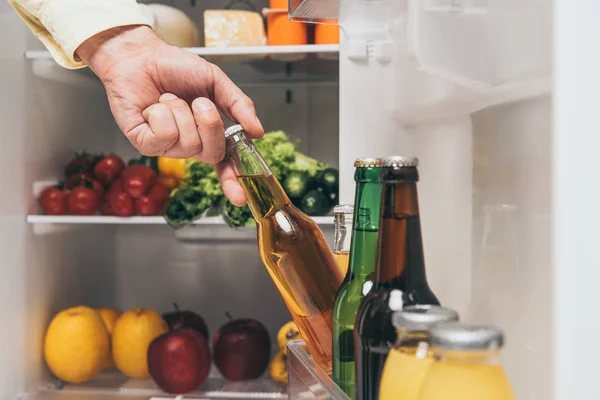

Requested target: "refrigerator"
[{"left": 0, "top": 0, "right": 591, "bottom": 398}]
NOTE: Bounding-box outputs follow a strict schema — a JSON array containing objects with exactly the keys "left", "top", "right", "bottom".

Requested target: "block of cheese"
[{"left": 204, "top": 10, "right": 267, "bottom": 48}]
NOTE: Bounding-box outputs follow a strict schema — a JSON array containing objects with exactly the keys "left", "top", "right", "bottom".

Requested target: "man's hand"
[{"left": 76, "top": 25, "right": 263, "bottom": 206}]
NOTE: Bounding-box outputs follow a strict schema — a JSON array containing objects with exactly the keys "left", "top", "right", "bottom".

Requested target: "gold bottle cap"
[
  {"left": 354, "top": 158, "right": 383, "bottom": 168},
  {"left": 224, "top": 124, "right": 245, "bottom": 138},
  {"left": 333, "top": 204, "right": 354, "bottom": 214},
  {"left": 381, "top": 156, "right": 419, "bottom": 168}
]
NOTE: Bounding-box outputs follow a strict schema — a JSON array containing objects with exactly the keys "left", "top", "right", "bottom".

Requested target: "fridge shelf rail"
[
  {"left": 25, "top": 45, "right": 339, "bottom": 64},
  {"left": 32, "top": 370, "right": 286, "bottom": 400},
  {"left": 26, "top": 214, "right": 333, "bottom": 226},
  {"left": 28, "top": 180, "right": 334, "bottom": 235}
]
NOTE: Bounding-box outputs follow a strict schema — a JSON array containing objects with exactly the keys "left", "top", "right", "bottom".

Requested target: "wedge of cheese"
[{"left": 204, "top": 10, "right": 267, "bottom": 48}]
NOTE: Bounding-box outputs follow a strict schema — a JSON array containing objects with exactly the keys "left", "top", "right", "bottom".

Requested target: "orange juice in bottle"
[
  {"left": 379, "top": 305, "right": 459, "bottom": 400},
  {"left": 418, "top": 323, "right": 515, "bottom": 400}
]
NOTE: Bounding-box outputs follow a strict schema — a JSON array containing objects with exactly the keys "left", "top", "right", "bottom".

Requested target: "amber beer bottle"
[
  {"left": 354, "top": 156, "right": 440, "bottom": 400},
  {"left": 224, "top": 124, "right": 344, "bottom": 372}
]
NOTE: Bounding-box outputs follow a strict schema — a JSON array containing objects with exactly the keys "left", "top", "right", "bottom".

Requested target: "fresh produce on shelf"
[
  {"left": 38, "top": 152, "right": 170, "bottom": 217},
  {"left": 213, "top": 312, "right": 271, "bottom": 381},
  {"left": 162, "top": 303, "right": 209, "bottom": 341},
  {"left": 128, "top": 155, "right": 159, "bottom": 174},
  {"left": 299, "top": 188, "right": 332, "bottom": 216},
  {"left": 44, "top": 306, "right": 110, "bottom": 384},
  {"left": 39, "top": 184, "right": 68, "bottom": 215},
  {"left": 164, "top": 130, "right": 339, "bottom": 228},
  {"left": 163, "top": 160, "right": 223, "bottom": 227},
  {"left": 97, "top": 308, "right": 122, "bottom": 369},
  {"left": 121, "top": 165, "right": 157, "bottom": 199},
  {"left": 67, "top": 182, "right": 102, "bottom": 216},
  {"left": 221, "top": 199, "right": 255, "bottom": 228},
  {"left": 44, "top": 304, "right": 281, "bottom": 390},
  {"left": 283, "top": 170, "right": 313, "bottom": 200},
  {"left": 112, "top": 308, "right": 169, "bottom": 379},
  {"left": 276, "top": 321, "right": 302, "bottom": 355},
  {"left": 317, "top": 167, "right": 339, "bottom": 201},
  {"left": 157, "top": 156, "right": 190, "bottom": 189},
  {"left": 108, "top": 179, "right": 135, "bottom": 217},
  {"left": 64, "top": 152, "right": 103, "bottom": 178},
  {"left": 94, "top": 154, "right": 125, "bottom": 185},
  {"left": 268, "top": 352, "right": 287, "bottom": 384},
  {"left": 148, "top": 327, "right": 211, "bottom": 394}
]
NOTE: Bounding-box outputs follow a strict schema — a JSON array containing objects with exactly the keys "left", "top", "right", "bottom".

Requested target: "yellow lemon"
[
  {"left": 112, "top": 307, "right": 168, "bottom": 379},
  {"left": 268, "top": 352, "right": 288, "bottom": 384},
  {"left": 44, "top": 306, "right": 110, "bottom": 383},
  {"left": 277, "top": 321, "right": 302, "bottom": 355},
  {"left": 97, "top": 308, "right": 122, "bottom": 369}
]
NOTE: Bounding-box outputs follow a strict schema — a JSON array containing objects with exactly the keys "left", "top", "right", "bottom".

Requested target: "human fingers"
[
  {"left": 128, "top": 103, "right": 179, "bottom": 156},
  {"left": 159, "top": 93, "right": 203, "bottom": 158}
]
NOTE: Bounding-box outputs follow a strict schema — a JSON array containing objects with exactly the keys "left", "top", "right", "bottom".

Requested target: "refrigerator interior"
[{"left": 0, "top": 0, "right": 560, "bottom": 399}]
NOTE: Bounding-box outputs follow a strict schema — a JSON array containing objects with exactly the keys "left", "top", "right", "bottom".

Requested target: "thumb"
[{"left": 208, "top": 65, "right": 264, "bottom": 139}]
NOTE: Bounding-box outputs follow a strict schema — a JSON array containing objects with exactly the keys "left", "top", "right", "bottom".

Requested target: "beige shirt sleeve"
[{"left": 8, "top": 0, "right": 152, "bottom": 69}]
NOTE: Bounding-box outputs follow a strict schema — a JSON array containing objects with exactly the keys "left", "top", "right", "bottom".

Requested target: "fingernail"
[
  {"left": 160, "top": 93, "right": 177, "bottom": 101},
  {"left": 193, "top": 98, "right": 214, "bottom": 112}
]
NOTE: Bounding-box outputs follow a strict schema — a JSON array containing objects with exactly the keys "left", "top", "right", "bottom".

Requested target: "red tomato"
[
  {"left": 65, "top": 173, "right": 104, "bottom": 197},
  {"left": 109, "top": 181, "right": 135, "bottom": 217},
  {"left": 94, "top": 154, "right": 125, "bottom": 185},
  {"left": 121, "top": 165, "right": 157, "bottom": 199},
  {"left": 148, "top": 182, "right": 170, "bottom": 204},
  {"left": 67, "top": 186, "right": 100, "bottom": 215},
  {"left": 39, "top": 186, "right": 68, "bottom": 215},
  {"left": 135, "top": 196, "right": 162, "bottom": 216},
  {"left": 99, "top": 193, "right": 115, "bottom": 216},
  {"left": 65, "top": 153, "right": 96, "bottom": 178}
]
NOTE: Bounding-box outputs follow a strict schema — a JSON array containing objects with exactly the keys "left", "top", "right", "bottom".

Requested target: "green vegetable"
[
  {"left": 299, "top": 189, "right": 332, "bottom": 216},
  {"left": 253, "top": 131, "right": 296, "bottom": 180},
  {"left": 317, "top": 168, "right": 339, "bottom": 195},
  {"left": 163, "top": 130, "right": 331, "bottom": 228},
  {"left": 283, "top": 170, "right": 313, "bottom": 199},
  {"left": 163, "top": 161, "right": 223, "bottom": 228},
  {"left": 221, "top": 199, "right": 256, "bottom": 228},
  {"left": 128, "top": 155, "right": 159, "bottom": 174},
  {"left": 291, "top": 152, "right": 328, "bottom": 177}
]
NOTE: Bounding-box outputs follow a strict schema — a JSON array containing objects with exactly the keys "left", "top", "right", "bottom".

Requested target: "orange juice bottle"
[
  {"left": 379, "top": 305, "right": 459, "bottom": 400},
  {"left": 418, "top": 323, "right": 515, "bottom": 400}
]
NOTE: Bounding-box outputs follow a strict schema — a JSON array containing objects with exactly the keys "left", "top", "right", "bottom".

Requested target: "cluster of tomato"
[{"left": 39, "top": 153, "right": 170, "bottom": 217}]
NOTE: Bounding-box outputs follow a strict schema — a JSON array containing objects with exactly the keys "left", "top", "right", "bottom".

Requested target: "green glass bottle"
[{"left": 332, "top": 158, "right": 383, "bottom": 399}]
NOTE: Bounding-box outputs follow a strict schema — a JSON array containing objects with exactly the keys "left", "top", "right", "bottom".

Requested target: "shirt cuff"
[{"left": 38, "top": 0, "right": 152, "bottom": 67}]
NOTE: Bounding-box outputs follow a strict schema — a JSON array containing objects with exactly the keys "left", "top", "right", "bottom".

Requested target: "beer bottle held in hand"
[
  {"left": 354, "top": 156, "right": 440, "bottom": 400},
  {"left": 332, "top": 158, "right": 383, "bottom": 399},
  {"left": 224, "top": 124, "right": 343, "bottom": 372}
]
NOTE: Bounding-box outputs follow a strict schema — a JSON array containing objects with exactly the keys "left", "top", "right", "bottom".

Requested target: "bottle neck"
[
  {"left": 394, "top": 329, "right": 430, "bottom": 351},
  {"left": 434, "top": 349, "right": 502, "bottom": 365},
  {"left": 225, "top": 132, "right": 290, "bottom": 219},
  {"left": 374, "top": 172, "right": 428, "bottom": 286},
  {"left": 347, "top": 167, "right": 382, "bottom": 276}
]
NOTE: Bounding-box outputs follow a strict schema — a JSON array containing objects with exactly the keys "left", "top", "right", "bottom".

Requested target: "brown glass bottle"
[
  {"left": 224, "top": 124, "right": 344, "bottom": 372},
  {"left": 354, "top": 156, "right": 440, "bottom": 400}
]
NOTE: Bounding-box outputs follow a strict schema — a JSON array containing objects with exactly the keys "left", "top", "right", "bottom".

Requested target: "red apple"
[
  {"left": 162, "top": 303, "right": 209, "bottom": 341},
  {"left": 147, "top": 328, "right": 211, "bottom": 394},
  {"left": 213, "top": 312, "right": 271, "bottom": 381}
]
